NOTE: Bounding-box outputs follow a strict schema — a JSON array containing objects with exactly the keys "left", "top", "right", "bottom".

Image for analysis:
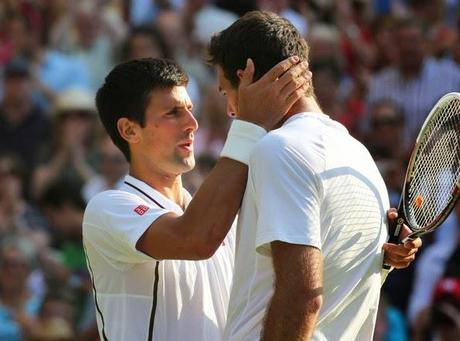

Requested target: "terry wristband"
[{"left": 220, "top": 120, "right": 267, "bottom": 165}]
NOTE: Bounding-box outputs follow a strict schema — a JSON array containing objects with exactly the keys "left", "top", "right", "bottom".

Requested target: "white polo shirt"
[
  {"left": 82, "top": 175, "right": 234, "bottom": 341},
  {"left": 225, "top": 112, "right": 389, "bottom": 340}
]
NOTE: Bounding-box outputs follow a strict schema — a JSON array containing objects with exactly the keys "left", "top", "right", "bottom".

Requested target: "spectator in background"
[
  {"left": 373, "top": 293, "right": 408, "bottom": 341},
  {"left": 0, "top": 12, "right": 92, "bottom": 109},
  {"left": 0, "top": 153, "right": 49, "bottom": 244},
  {"left": 408, "top": 203, "right": 460, "bottom": 340},
  {"left": 29, "top": 292, "right": 76, "bottom": 341},
  {"left": 310, "top": 60, "right": 344, "bottom": 124},
  {"left": 39, "top": 0, "right": 74, "bottom": 53},
  {"left": 371, "top": 16, "right": 398, "bottom": 72},
  {"left": 446, "top": 34, "right": 460, "bottom": 68},
  {"left": 160, "top": 0, "right": 199, "bottom": 58},
  {"left": 0, "top": 237, "right": 42, "bottom": 341},
  {"left": 256, "top": 0, "right": 308, "bottom": 36},
  {"left": 82, "top": 135, "right": 128, "bottom": 203},
  {"left": 336, "top": 0, "right": 376, "bottom": 76},
  {"left": 32, "top": 87, "right": 99, "bottom": 200},
  {"left": 40, "top": 180, "right": 94, "bottom": 335},
  {"left": 408, "top": 0, "right": 445, "bottom": 27},
  {"left": 366, "top": 16, "right": 460, "bottom": 147},
  {"left": 70, "top": 1, "right": 117, "bottom": 91},
  {"left": 0, "top": 13, "right": 33, "bottom": 67},
  {"left": 428, "top": 277, "right": 460, "bottom": 341},
  {"left": 121, "top": 25, "right": 172, "bottom": 61},
  {"left": 308, "top": 24, "right": 366, "bottom": 137},
  {"left": 308, "top": 23, "right": 343, "bottom": 68},
  {"left": 0, "top": 58, "right": 51, "bottom": 169},
  {"left": 365, "top": 100, "right": 406, "bottom": 161}
]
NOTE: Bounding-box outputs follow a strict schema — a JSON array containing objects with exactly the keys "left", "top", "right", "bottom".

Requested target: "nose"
[
  {"left": 185, "top": 109, "right": 199, "bottom": 132},
  {"left": 226, "top": 102, "right": 236, "bottom": 118}
]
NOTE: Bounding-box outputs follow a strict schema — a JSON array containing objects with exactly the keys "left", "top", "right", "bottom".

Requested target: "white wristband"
[{"left": 220, "top": 120, "right": 267, "bottom": 165}]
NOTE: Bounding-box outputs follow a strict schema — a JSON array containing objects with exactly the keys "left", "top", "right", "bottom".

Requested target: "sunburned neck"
[
  {"left": 129, "top": 164, "right": 184, "bottom": 208},
  {"left": 274, "top": 96, "right": 323, "bottom": 129}
]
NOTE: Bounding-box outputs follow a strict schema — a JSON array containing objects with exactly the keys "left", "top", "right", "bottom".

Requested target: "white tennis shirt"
[
  {"left": 225, "top": 112, "right": 389, "bottom": 340},
  {"left": 82, "top": 175, "right": 234, "bottom": 341}
]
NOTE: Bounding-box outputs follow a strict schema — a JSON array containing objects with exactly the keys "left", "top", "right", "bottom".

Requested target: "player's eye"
[{"left": 166, "top": 109, "right": 179, "bottom": 116}]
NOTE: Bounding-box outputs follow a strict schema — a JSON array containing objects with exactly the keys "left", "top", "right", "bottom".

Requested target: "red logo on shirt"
[{"left": 134, "top": 205, "right": 149, "bottom": 216}]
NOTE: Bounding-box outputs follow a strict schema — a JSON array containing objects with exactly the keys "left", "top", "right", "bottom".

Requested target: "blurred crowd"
[{"left": 0, "top": 0, "right": 459, "bottom": 340}]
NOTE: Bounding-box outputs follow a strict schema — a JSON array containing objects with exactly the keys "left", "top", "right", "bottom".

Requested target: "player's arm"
[
  {"left": 137, "top": 57, "right": 312, "bottom": 260},
  {"left": 383, "top": 209, "right": 423, "bottom": 269},
  {"left": 262, "top": 242, "right": 323, "bottom": 341}
]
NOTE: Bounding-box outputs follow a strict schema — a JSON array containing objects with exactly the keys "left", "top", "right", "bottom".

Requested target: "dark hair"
[
  {"left": 40, "top": 180, "right": 86, "bottom": 210},
  {"left": 95, "top": 58, "right": 188, "bottom": 161},
  {"left": 207, "top": 11, "right": 313, "bottom": 96}
]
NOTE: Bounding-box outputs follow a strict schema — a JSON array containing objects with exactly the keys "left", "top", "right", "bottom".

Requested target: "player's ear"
[
  {"left": 237, "top": 59, "right": 255, "bottom": 85},
  {"left": 117, "top": 117, "right": 141, "bottom": 144},
  {"left": 236, "top": 69, "right": 244, "bottom": 81}
]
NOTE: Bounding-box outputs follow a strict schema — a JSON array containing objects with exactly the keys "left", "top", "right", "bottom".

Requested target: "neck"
[
  {"left": 129, "top": 162, "right": 184, "bottom": 207},
  {"left": 275, "top": 96, "right": 323, "bottom": 129}
]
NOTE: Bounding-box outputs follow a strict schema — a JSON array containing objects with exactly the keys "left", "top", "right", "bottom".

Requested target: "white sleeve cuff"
[{"left": 220, "top": 120, "right": 267, "bottom": 165}]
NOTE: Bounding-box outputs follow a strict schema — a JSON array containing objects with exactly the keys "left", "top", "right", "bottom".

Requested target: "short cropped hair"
[
  {"left": 96, "top": 58, "right": 188, "bottom": 161},
  {"left": 207, "top": 11, "right": 313, "bottom": 96}
]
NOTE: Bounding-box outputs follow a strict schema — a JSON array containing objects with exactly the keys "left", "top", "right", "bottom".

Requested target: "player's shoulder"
[
  {"left": 84, "top": 189, "right": 141, "bottom": 221},
  {"left": 250, "top": 130, "right": 292, "bottom": 167},
  {"left": 254, "top": 114, "right": 327, "bottom": 158},
  {"left": 86, "top": 189, "right": 130, "bottom": 208}
]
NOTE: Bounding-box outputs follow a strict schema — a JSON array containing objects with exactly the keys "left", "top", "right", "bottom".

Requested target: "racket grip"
[
  {"left": 382, "top": 215, "right": 405, "bottom": 270},
  {"left": 387, "top": 216, "right": 404, "bottom": 244}
]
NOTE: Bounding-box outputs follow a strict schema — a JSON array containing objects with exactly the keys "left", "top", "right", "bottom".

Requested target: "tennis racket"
[{"left": 385, "top": 92, "right": 460, "bottom": 249}]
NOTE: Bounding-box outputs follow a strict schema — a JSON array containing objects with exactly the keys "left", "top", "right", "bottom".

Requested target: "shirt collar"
[
  {"left": 122, "top": 174, "right": 184, "bottom": 213},
  {"left": 283, "top": 111, "right": 329, "bottom": 125}
]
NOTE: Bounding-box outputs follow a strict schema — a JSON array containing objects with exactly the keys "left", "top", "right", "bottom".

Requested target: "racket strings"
[{"left": 406, "top": 98, "right": 460, "bottom": 230}]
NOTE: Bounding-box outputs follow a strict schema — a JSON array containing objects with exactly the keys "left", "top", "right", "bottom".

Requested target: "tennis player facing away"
[
  {"left": 208, "top": 11, "right": 422, "bottom": 340},
  {"left": 82, "top": 57, "right": 312, "bottom": 341}
]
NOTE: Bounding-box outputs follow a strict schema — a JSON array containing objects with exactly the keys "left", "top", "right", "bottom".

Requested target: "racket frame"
[{"left": 386, "top": 93, "right": 460, "bottom": 245}]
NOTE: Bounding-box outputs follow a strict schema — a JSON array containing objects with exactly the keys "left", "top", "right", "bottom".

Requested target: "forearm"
[
  {"left": 177, "top": 157, "right": 247, "bottom": 258},
  {"left": 262, "top": 290, "right": 321, "bottom": 341},
  {"left": 263, "top": 243, "right": 323, "bottom": 340}
]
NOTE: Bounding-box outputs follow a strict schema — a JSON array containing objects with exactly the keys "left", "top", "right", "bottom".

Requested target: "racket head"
[{"left": 401, "top": 92, "right": 460, "bottom": 234}]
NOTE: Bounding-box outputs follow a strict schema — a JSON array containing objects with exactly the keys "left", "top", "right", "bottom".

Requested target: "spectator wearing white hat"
[{"left": 31, "top": 88, "right": 99, "bottom": 200}]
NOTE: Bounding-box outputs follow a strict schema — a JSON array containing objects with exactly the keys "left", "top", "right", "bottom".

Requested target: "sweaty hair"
[
  {"left": 207, "top": 11, "right": 313, "bottom": 96},
  {"left": 96, "top": 58, "right": 188, "bottom": 161}
]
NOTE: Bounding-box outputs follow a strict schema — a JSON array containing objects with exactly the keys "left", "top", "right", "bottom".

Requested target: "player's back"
[{"left": 225, "top": 112, "right": 389, "bottom": 341}]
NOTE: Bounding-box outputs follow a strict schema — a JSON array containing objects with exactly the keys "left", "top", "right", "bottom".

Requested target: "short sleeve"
[
  {"left": 251, "top": 137, "right": 323, "bottom": 256},
  {"left": 83, "top": 190, "right": 172, "bottom": 264}
]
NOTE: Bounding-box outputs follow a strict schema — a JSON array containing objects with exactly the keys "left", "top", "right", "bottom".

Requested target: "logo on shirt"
[{"left": 134, "top": 205, "right": 149, "bottom": 216}]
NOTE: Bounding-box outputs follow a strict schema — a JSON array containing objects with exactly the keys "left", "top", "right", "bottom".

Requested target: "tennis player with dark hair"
[
  {"left": 207, "top": 11, "right": 422, "bottom": 340},
  {"left": 82, "top": 57, "right": 311, "bottom": 341}
]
